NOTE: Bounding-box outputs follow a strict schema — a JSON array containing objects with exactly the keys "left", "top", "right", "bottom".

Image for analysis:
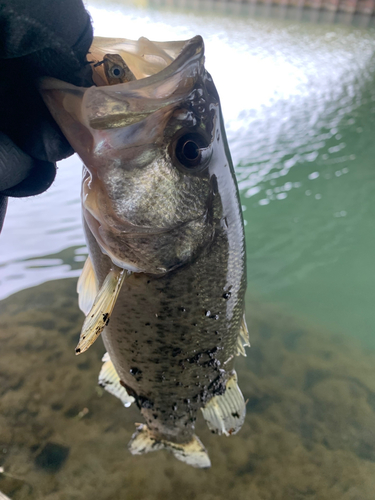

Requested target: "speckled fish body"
[{"left": 39, "top": 35, "right": 248, "bottom": 467}]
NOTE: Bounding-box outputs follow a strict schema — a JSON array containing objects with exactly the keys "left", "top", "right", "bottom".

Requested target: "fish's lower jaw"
[{"left": 128, "top": 424, "right": 211, "bottom": 468}]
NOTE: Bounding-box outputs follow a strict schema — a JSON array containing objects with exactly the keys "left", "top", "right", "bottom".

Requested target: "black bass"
[{"left": 40, "top": 35, "right": 248, "bottom": 468}]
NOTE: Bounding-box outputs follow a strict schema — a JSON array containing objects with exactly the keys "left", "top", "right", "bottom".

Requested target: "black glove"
[{"left": 0, "top": 0, "right": 94, "bottom": 231}]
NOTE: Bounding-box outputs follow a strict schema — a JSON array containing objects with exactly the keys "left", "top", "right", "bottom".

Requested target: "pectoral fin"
[
  {"left": 77, "top": 256, "right": 98, "bottom": 315},
  {"left": 75, "top": 267, "right": 127, "bottom": 355},
  {"left": 128, "top": 424, "right": 211, "bottom": 468},
  {"left": 99, "top": 353, "right": 134, "bottom": 407},
  {"left": 201, "top": 370, "right": 246, "bottom": 436}
]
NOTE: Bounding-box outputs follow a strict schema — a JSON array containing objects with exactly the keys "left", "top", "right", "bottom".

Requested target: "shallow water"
[
  {"left": 1, "top": 280, "right": 375, "bottom": 499},
  {"left": 1, "top": 0, "right": 375, "bottom": 498}
]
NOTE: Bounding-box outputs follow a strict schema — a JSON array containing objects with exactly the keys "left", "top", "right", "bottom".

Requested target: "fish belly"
[{"left": 85, "top": 221, "right": 245, "bottom": 444}]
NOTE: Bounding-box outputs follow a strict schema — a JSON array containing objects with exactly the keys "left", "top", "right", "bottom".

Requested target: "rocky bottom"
[{"left": 0, "top": 278, "right": 374, "bottom": 500}]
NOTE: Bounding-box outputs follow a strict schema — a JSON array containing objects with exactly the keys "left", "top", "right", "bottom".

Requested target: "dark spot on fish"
[
  {"left": 205, "top": 310, "right": 220, "bottom": 319},
  {"left": 130, "top": 367, "right": 142, "bottom": 378},
  {"left": 232, "top": 412, "right": 240, "bottom": 418},
  {"left": 153, "top": 413, "right": 158, "bottom": 419},
  {"left": 222, "top": 292, "right": 231, "bottom": 300},
  {"left": 75, "top": 348, "right": 81, "bottom": 354},
  {"left": 140, "top": 397, "right": 154, "bottom": 409},
  {"left": 34, "top": 442, "right": 70, "bottom": 472},
  {"left": 208, "top": 374, "right": 226, "bottom": 396},
  {"left": 172, "top": 347, "right": 182, "bottom": 357},
  {"left": 102, "top": 313, "right": 109, "bottom": 324}
]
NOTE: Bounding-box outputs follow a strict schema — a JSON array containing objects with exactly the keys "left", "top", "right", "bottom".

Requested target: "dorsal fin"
[
  {"left": 236, "top": 314, "right": 250, "bottom": 356},
  {"left": 128, "top": 424, "right": 211, "bottom": 468},
  {"left": 201, "top": 370, "right": 246, "bottom": 436},
  {"left": 77, "top": 256, "right": 98, "bottom": 315},
  {"left": 99, "top": 353, "right": 134, "bottom": 407},
  {"left": 75, "top": 267, "right": 127, "bottom": 355}
]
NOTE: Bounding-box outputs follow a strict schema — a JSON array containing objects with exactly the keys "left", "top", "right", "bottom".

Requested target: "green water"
[{"left": 243, "top": 78, "right": 375, "bottom": 348}]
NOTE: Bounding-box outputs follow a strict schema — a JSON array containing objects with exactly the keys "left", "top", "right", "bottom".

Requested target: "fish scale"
[{"left": 40, "top": 34, "right": 248, "bottom": 468}]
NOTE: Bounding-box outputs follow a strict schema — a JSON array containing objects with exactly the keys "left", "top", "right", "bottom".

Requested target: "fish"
[{"left": 39, "top": 35, "right": 248, "bottom": 468}]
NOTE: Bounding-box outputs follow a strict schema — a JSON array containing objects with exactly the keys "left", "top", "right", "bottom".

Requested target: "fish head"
[{"left": 40, "top": 36, "right": 232, "bottom": 274}]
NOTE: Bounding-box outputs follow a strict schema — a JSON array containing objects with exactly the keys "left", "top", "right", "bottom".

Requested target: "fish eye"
[
  {"left": 174, "top": 133, "right": 210, "bottom": 170},
  {"left": 110, "top": 65, "right": 125, "bottom": 78}
]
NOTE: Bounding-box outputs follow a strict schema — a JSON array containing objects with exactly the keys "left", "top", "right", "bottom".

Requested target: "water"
[{"left": 1, "top": 1, "right": 375, "bottom": 498}]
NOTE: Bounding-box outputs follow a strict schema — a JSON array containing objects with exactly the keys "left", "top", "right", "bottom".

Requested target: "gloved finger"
[
  {"left": 0, "top": 132, "right": 34, "bottom": 191},
  {"left": 0, "top": 158, "right": 56, "bottom": 198},
  {"left": 0, "top": 195, "right": 8, "bottom": 233},
  {"left": 0, "top": 63, "right": 75, "bottom": 164}
]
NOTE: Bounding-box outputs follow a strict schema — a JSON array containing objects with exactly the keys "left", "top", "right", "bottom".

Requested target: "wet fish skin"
[
  {"left": 85, "top": 191, "right": 245, "bottom": 443},
  {"left": 39, "top": 35, "right": 247, "bottom": 464}
]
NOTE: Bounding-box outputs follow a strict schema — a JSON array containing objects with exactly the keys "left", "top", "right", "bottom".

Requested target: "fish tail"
[{"left": 128, "top": 424, "right": 211, "bottom": 468}]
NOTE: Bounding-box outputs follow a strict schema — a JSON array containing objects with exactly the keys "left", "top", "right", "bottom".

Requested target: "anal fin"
[
  {"left": 75, "top": 267, "right": 127, "bottom": 355},
  {"left": 99, "top": 353, "right": 134, "bottom": 407},
  {"left": 201, "top": 370, "right": 246, "bottom": 436},
  {"left": 128, "top": 424, "right": 211, "bottom": 468}
]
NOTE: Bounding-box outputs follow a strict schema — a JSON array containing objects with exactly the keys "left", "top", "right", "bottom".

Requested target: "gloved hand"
[{"left": 0, "top": 0, "right": 94, "bottom": 231}]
